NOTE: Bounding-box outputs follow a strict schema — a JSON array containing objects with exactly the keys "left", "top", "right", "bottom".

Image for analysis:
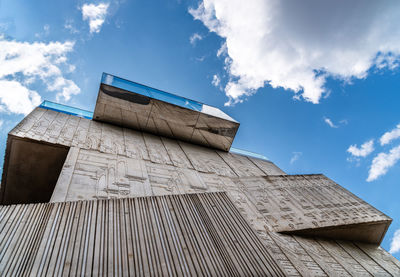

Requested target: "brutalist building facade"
[{"left": 0, "top": 73, "right": 399, "bottom": 276}]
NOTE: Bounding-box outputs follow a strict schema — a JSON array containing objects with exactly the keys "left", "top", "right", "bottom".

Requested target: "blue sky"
[{"left": 1, "top": 0, "right": 400, "bottom": 258}]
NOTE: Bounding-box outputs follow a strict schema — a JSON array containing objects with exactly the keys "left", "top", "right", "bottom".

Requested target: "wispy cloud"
[
  {"left": 367, "top": 144, "right": 400, "bottom": 182},
  {"left": 35, "top": 24, "right": 50, "bottom": 38},
  {"left": 0, "top": 119, "right": 3, "bottom": 128},
  {"left": 324, "top": 117, "right": 338, "bottom": 128},
  {"left": 0, "top": 36, "right": 79, "bottom": 115},
  {"left": 189, "top": 33, "right": 203, "bottom": 45},
  {"left": 217, "top": 42, "right": 227, "bottom": 57},
  {"left": 212, "top": 74, "right": 221, "bottom": 87},
  {"left": 189, "top": 1, "right": 400, "bottom": 106},
  {"left": 390, "top": 229, "right": 400, "bottom": 254},
  {"left": 64, "top": 19, "right": 79, "bottom": 34},
  {"left": 323, "top": 117, "right": 347, "bottom": 128},
  {"left": 350, "top": 123, "right": 400, "bottom": 181},
  {"left": 380, "top": 123, "right": 400, "bottom": 146},
  {"left": 195, "top": 56, "right": 205, "bottom": 62},
  {"left": 347, "top": 140, "right": 374, "bottom": 158},
  {"left": 290, "top": 152, "right": 302, "bottom": 164},
  {"left": 82, "top": 2, "right": 110, "bottom": 34},
  {"left": 0, "top": 22, "right": 11, "bottom": 33}
]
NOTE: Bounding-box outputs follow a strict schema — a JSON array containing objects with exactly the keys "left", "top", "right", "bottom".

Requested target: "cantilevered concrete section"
[
  {"left": 0, "top": 73, "right": 399, "bottom": 276},
  {"left": 94, "top": 73, "right": 239, "bottom": 151}
]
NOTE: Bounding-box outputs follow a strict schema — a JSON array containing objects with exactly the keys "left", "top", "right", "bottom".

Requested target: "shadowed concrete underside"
[
  {"left": 282, "top": 220, "right": 391, "bottom": 245},
  {"left": 0, "top": 136, "right": 68, "bottom": 205}
]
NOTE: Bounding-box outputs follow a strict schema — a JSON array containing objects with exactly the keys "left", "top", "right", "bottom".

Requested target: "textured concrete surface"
[
  {"left": 1, "top": 106, "right": 399, "bottom": 276},
  {"left": 0, "top": 193, "right": 285, "bottom": 276},
  {"left": 48, "top": 146, "right": 391, "bottom": 243},
  {"left": 7, "top": 107, "right": 281, "bottom": 177},
  {"left": 0, "top": 193, "right": 399, "bottom": 277}
]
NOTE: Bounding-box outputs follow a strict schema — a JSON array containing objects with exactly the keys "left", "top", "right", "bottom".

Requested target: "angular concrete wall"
[
  {"left": 1, "top": 106, "right": 399, "bottom": 276},
  {"left": 49, "top": 146, "right": 390, "bottom": 243},
  {"left": 1, "top": 193, "right": 399, "bottom": 276},
  {"left": 8, "top": 107, "right": 283, "bottom": 176}
]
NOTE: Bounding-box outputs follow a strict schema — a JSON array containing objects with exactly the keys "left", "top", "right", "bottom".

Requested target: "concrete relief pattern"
[
  {"left": 9, "top": 108, "right": 46, "bottom": 138},
  {"left": 217, "top": 151, "right": 265, "bottom": 177},
  {"left": 234, "top": 175, "right": 389, "bottom": 233},
  {"left": 8, "top": 107, "right": 400, "bottom": 276},
  {"left": 160, "top": 137, "right": 193, "bottom": 169},
  {"left": 317, "top": 239, "right": 374, "bottom": 276},
  {"left": 29, "top": 109, "right": 59, "bottom": 140},
  {"left": 122, "top": 128, "right": 149, "bottom": 160},
  {"left": 48, "top": 147, "right": 400, "bottom": 276},
  {"left": 337, "top": 241, "right": 393, "bottom": 276},
  {"left": 142, "top": 133, "right": 173, "bottom": 165},
  {"left": 100, "top": 124, "right": 125, "bottom": 155},
  {"left": 249, "top": 156, "right": 286, "bottom": 175},
  {"left": 178, "top": 142, "right": 237, "bottom": 177},
  {"left": 57, "top": 115, "right": 80, "bottom": 145},
  {"left": 11, "top": 108, "right": 280, "bottom": 178},
  {"left": 52, "top": 148, "right": 151, "bottom": 201},
  {"left": 42, "top": 112, "right": 70, "bottom": 144},
  {"left": 84, "top": 120, "right": 102, "bottom": 150}
]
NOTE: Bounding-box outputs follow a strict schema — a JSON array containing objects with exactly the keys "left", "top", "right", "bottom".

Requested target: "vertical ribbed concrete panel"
[{"left": 0, "top": 192, "right": 285, "bottom": 276}]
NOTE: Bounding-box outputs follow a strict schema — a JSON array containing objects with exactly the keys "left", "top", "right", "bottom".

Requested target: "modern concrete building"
[{"left": 0, "top": 73, "right": 399, "bottom": 276}]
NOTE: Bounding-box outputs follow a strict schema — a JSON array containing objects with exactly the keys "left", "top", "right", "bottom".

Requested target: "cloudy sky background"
[{"left": 1, "top": 0, "right": 400, "bottom": 258}]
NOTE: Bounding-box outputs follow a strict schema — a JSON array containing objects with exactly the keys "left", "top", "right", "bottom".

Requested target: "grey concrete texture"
[
  {"left": 0, "top": 193, "right": 287, "bottom": 276},
  {"left": 8, "top": 107, "right": 281, "bottom": 176},
  {"left": 49, "top": 146, "right": 390, "bottom": 243},
  {"left": 1, "top": 106, "right": 399, "bottom": 276},
  {"left": 0, "top": 193, "right": 399, "bottom": 276}
]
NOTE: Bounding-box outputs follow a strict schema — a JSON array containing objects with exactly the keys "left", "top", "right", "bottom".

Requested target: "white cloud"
[
  {"left": 0, "top": 36, "right": 80, "bottom": 114},
  {"left": 82, "top": 3, "right": 110, "bottom": 33},
  {"left": 212, "top": 74, "right": 221, "bottom": 87},
  {"left": 367, "top": 144, "right": 400, "bottom": 182},
  {"left": 347, "top": 140, "right": 374, "bottom": 158},
  {"left": 323, "top": 117, "right": 348, "bottom": 128},
  {"left": 0, "top": 119, "right": 3, "bottom": 128},
  {"left": 0, "top": 80, "right": 41, "bottom": 115},
  {"left": 195, "top": 56, "right": 206, "bottom": 62},
  {"left": 376, "top": 54, "right": 399, "bottom": 71},
  {"left": 35, "top": 24, "right": 50, "bottom": 38},
  {"left": 190, "top": 33, "right": 203, "bottom": 45},
  {"left": 189, "top": 1, "right": 400, "bottom": 105},
  {"left": 44, "top": 24, "right": 50, "bottom": 34},
  {"left": 217, "top": 42, "right": 227, "bottom": 57},
  {"left": 50, "top": 77, "right": 81, "bottom": 101},
  {"left": 390, "top": 229, "right": 400, "bottom": 254},
  {"left": 0, "top": 22, "right": 10, "bottom": 32},
  {"left": 324, "top": 117, "right": 337, "bottom": 128},
  {"left": 380, "top": 123, "right": 400, "bottom": 146},
  {"left": 64, "top": 19, "right": 79, "bottom": 34},
  {"left": 290, "top": 152, "right": 302, "bottom": 164}
]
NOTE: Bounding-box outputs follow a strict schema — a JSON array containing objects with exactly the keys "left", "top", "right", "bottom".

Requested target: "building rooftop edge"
[
  {"left": 38, "top": 100, "right": 269, "bottom": 161},
  {"left": 101, "top": 72, "right": 238, "bottom": 123}
]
